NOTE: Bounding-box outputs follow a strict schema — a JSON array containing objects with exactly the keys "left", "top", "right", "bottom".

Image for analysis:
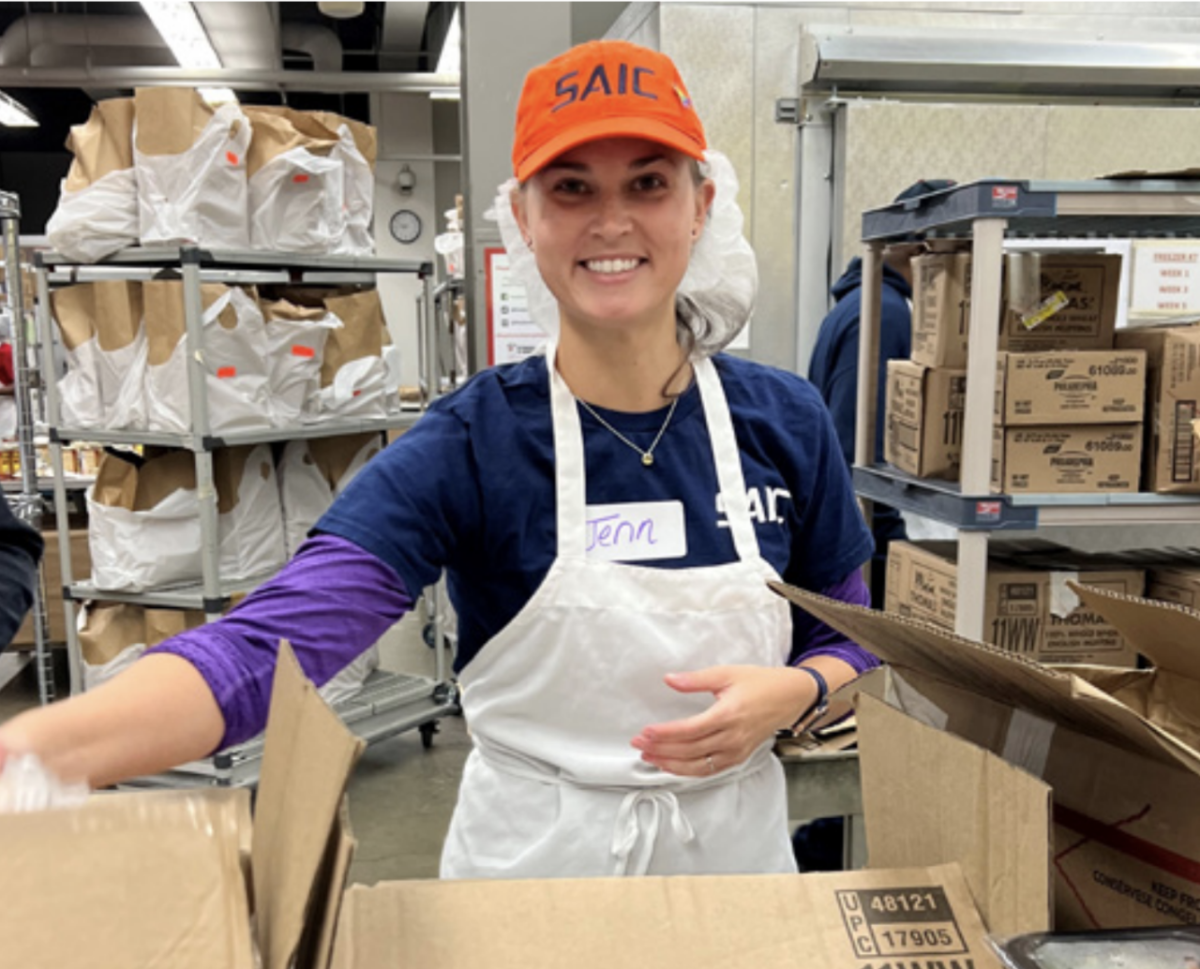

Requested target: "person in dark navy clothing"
[
  {"left": 808, "top": 179, "right": 955, "bottom": 606},
  {"left": 0, "top": 494, "right": 43, "bottom": 651}
]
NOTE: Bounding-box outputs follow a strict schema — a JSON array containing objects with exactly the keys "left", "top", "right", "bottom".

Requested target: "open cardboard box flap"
[
  {"left": 0, "top": 642, "right": 363, "bottom": 969},
  {"left": 769, "top": 581, "right": 1200, "bottom": 779}
]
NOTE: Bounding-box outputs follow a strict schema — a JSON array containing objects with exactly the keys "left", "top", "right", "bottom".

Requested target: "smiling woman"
[{"left": 0, "top": 39, "right": 880, "bottom": 884}]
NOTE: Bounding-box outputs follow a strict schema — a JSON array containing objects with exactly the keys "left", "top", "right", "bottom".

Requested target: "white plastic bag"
[
  {"left": 216, "top": 445, "right": 287, "bottom": 582},
  {"left": 134, "top": 92, "right": 251, "bottom": 248},
  {"left": 144, "top": 283, "right": 271, "bottom": 435},
  {"left": 331, "top": 123, "right": 375, "bottom": 256},
  {"left": 249, "top": 148, "right": 345, "bottom": 253},
  {"left": 46, "top": 98, "right": 138, "bottom": 263},
  {"left": 262, "top": 300, "right": 340, "bottom": 427},
  {"left": 58, "top": 338, "right": 103, "bottom": 429},
  {"left": 79, "top": 602, "right": 148, "bottom": 692},
  {"left": 277, "top": 433, "right": 382, "bottom": 555},
  {"left": 0, "top": 754, "right": 89, "bottom": 813},
  {"left": 47, "top": 168, "right": 140, "bottom": 264},
  {"left": 305, "top": 355, "right": 387, "bottom": 422},
  {"left": 87, "top": 452, "right": 203, "bottom": 592}
]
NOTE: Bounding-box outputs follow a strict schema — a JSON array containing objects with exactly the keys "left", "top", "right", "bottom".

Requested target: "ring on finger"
[{"left": 705, "top": 754, "right": 716, "bottom": 774}]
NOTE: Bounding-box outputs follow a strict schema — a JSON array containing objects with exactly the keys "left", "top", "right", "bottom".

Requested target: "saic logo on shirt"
[
  {"left": 715, "top": 488, "right": 792, "bottom": 528},
  {"left": 553, "top": 65, "right": 658, "bottom": 112}
]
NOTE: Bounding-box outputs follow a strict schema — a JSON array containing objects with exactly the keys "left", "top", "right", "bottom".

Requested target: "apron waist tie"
[{"left": 611, "top": 789, "right": 696, "bottom": 877}]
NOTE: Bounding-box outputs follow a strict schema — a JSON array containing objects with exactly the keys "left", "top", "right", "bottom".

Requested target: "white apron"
[{"left": 442, "top": 345, "right": 796, "bottom": 879}]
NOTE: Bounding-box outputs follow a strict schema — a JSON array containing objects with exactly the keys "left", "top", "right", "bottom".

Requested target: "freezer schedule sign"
[{"left": 486, "top": 248, "right": 548, "bottom": 366}]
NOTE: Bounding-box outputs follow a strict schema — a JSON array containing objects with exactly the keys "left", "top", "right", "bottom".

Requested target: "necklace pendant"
[{"left": 642, "top": 453, "right": 654, "bottom": 468}]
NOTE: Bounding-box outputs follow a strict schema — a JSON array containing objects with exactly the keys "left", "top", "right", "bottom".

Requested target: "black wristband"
[{"left": 789, "top": 665, "right": 830, "bottom": 734}]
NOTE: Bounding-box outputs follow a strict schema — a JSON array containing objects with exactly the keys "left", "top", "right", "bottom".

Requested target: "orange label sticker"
[
  {"left": 226, "top": 151, "right": 240, "bottom": 166},
  {"left": 217, "top": 366, "right": 237, "bottom": 379},
  {"left": 291, "top": 345, "right": 316, "bottom": 358},
  {"left": 293, "top": 174, "right": 310, "bottom": 184}
]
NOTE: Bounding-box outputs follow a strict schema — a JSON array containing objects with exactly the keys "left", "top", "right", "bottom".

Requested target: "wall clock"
[{"left": 390, "top": 209, "right": 422, "bottom": 244}]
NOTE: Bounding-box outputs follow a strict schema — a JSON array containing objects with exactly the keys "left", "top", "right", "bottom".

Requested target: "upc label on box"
[{"left": 836, "top": 887, "right": 969, "bottom": 958}]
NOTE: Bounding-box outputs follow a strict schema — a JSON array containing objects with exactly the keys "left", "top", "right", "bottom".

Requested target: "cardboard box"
[
  {"left": 911, "top": 251, "right": 973, "bottom": 369},
  {"left": 773, "top": 580, "right": 1200, "bottom": 932},
  {"left": 12, "top": 528, "right": 90, "bottom": 647},
  {"left": 1115, "top": 323, "right": 1200, "bottom": 493},
  {"left": 994, "top": 350, "right": 1146, "bottom": 425},
  {"left": 1000, "top": 253, "right": 1121, "bottom": 352},
  {"left": 885, "top": 540, "right": 1144, "bottom": 666},
  {"left": 991, "top": 424, "right": 1142, "bottom": 494},
  {"left": 1146, "top": 566, "right": 1200, "bottom": 609},
  {"left": 0, "top": 665, "right": 1004, "bottom": 969},
  {"left": 884, "top": 359, "right": 966, "bottom": 480}
]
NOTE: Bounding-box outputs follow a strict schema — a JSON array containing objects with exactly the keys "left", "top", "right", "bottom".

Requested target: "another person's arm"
[
  {"left": 0, "top": 496, "right": 43, "bottom": 650},
  {"left": 0, "top": 534, "right": 413, "bottom": 787}
]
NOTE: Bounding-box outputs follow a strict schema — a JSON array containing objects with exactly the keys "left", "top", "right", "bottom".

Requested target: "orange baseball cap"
[{"left": 512, "top": 40, "right": 707, "bottom": 182}]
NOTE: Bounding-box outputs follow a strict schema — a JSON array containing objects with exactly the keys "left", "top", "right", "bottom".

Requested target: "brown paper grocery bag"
[
  {"left": 79, "top": 603, "right": 147, "bottom": 667},
  {"left": 143, "top": 607, "right": 207, "bottom": 648},
  {"left": 306, "top": 433, "right": 381, "bottom": 490},
  {"left": 214, "top": 445, "right": 273, "bottom": 515},
  {"left": 93, "top": 281, "right": 143, "bottom": 353},
  {"left": 133, "top": 450, "right": 197, "bottom": 512},
  {"left": 261, "top": 297, "right": 329, "bottom": 325},
  {"left": 64, "top": 98, "right": 135, "bottom": 191},
  {"left": 244, "top": 107, "right": 339, "bottom": 178},
  {"left": 50, "top": 283, "right": 98, "bottom": 352},
  {"left": 307, "top": 110, "right": 378, "bottom": 171},
  {"left": 321, "top": 290, "right": 385, "bottom": 388},
  {"left": 143, "top": 281, "right": 248, "bottom": 365},
  {"left": 134, "top": 88, "right": 242, "bottom": 157},
  {"left": 92, "top": 451, "right": 140, "bottom": 510}
]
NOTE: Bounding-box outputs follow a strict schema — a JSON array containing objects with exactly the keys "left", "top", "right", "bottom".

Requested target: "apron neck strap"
[
  {"left": 692, "top": 356, "right": 760, "bottom": 563},
  {"left": 547, "top": 342, "right": 761, "bottom": 563}
]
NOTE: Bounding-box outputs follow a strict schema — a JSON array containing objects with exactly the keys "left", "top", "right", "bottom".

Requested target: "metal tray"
[{"left": 999, "top": 926, "right": 1200, "bottom": 969}]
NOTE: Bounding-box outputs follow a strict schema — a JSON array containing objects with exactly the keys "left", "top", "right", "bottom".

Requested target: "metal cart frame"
[{"left": 34, "top": 244, "right": 459, "bottom": 787}]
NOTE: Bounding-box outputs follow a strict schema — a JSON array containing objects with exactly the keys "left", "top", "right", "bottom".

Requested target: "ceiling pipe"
[
  {"left": 0, "top": 14, "right": 166, "bottom": 66},
  {"left": 280, "top": 23, "right": 343, "bottom": 74},
  {"left": 0, "top": 65, "right": 460, "bottom": 94}
]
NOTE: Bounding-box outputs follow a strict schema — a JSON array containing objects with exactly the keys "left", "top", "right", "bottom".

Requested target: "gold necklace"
[{"left": 577, "top": 395, "right": 680, "bottom": 468}]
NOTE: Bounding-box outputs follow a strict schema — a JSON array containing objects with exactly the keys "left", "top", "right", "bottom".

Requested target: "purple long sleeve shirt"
[{"left": 150, "top": 534, "right": 878, "bottom": 750}]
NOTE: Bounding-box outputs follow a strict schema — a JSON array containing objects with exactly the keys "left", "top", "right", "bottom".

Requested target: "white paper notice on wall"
[
  {"left": 1049, "top": 571, "right": 1081, "bottom": 619},
  {"left": 1130, "top": 240, "right": 1200, "bottom": 317},
  {"left": 486, "top": 248, "right": 547, "bottom": 366}
]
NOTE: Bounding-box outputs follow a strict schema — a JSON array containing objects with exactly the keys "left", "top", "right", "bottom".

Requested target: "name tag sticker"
[{"left": 585, "top": 501, "right": 686, "bottom": 563}]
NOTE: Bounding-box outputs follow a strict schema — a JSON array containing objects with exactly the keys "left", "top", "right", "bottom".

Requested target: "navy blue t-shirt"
[{"left": 318, "top": 353, "right": 873, "bottom": 672}]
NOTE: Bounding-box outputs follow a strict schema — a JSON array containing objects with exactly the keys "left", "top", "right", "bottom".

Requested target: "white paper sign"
[
  {"left": 585, "top": 501, "right": 686, "bottom": 562},
  {"left": 487, "top": 249, "right": 547, "bottom": 365}
]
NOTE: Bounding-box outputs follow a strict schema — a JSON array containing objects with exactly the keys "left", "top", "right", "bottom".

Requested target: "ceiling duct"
[
  {"left": 801, "top": 26, "right": 1200, "bottom": 99},
  {"left": 0, "top": 14, "right": 166, "bottom": 67},
  {"left": 280, "top": 22, "right": 343, "bottom": 74}
]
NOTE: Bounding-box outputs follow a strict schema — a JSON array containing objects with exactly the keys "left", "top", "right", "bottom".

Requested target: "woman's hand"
[{"left": 630, "top": 665, "right": 818, "bottom": 777}]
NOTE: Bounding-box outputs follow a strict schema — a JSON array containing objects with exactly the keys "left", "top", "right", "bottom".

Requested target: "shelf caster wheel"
[{"left": 420, "top": 721, "right": 439, "bottom": 749}]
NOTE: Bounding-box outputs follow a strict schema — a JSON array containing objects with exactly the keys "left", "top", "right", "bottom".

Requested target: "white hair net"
[{"left": 486, "top": 149, "right": 757, "bottom": 358}]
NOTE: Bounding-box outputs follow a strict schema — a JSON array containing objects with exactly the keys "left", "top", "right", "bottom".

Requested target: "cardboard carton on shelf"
[
  {"left": 1146, "top": 566, "right": 1200, "bottom": 610},
  {"left": 991, "top": 423, "right": 1142, "bottom": 494},
  {"left": 999, "top": 253, "right": 1121, "bottom": 353},
  {"left": 910, "top": 252, "right": 1122, "bottom": 370},
  {"left": 994, "top": 350, "right": 1146, "bottom": 426},
  {"left": 0, "top": 645, "right": 1004, "bottom": 969},
  {"left": 884, "top": 359, "right": 966, "bottom": 480},
  {"left": 773, "top": 580, "right": 1200, "bottom": 933},
  {"left": 1115, "top": 323, "right": 1200, "bottom": 493},
  {"left": 911, "top": 250, "right": 973, "bottom": 369},
  {"left": 884, "top": 540, "right": 1143, "bottom": 667}
]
